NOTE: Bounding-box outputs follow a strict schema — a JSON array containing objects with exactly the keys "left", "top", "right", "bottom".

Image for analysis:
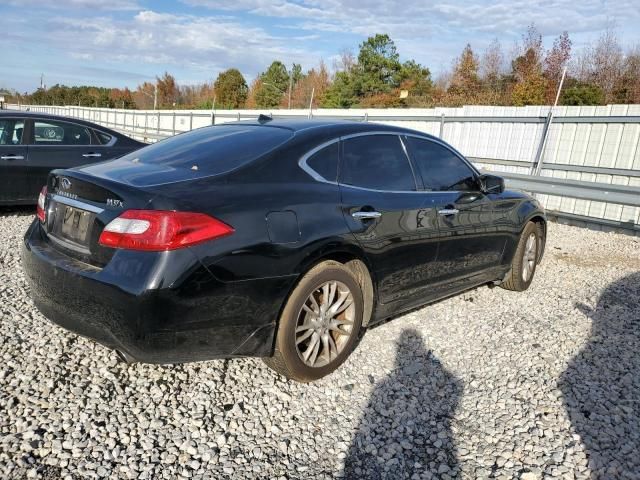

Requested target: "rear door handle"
[
  {"left": 352, "top": 211, "right": 382, "bottom": 219},
  {"left": 82, "top": 153, "right": 102, "bottom": 158},
  {"left": 1, "top": 155, "right": 24, "bottom": 160},
  {"left": 438, "top": 208, "right": 459, "bottom": 216}
]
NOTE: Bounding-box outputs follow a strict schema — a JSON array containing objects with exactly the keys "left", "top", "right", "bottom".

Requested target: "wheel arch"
[
  {"left": 527, "top": 214, "right": 547, "bottom": 263},
  {"left": 283, "top": 241, "right": 377, "bottom": 329}
]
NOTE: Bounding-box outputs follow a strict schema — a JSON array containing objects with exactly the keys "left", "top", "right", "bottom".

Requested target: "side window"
[
  {"left": 33, "top": 120, "right": 92, "bottom": 145},
  {"left": 340, "top": 135, "right": 416, "bottom": 191},
  {"left": 94, "top": 130, "right": 114, "bottom": 145},
  {"left": 405, "top": 137, "right": 477, "bottom": 191},
  {"left": 306, "top": 142, "right": 339, "bottom": 182},
  {"left": 0, "top": 119, "right": 25, "bottom": 145}
]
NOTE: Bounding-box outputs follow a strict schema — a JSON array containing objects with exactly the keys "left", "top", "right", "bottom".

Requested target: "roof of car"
[
  {"left": 0, "top": 110, "right": 92, "bottom": 121},
  {"left": 232, "top": 117, "right": 436, "bottom": 138}
]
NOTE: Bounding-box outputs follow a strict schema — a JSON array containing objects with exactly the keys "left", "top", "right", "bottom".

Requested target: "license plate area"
[{"left": 49, "top": 201, "right": 96, "bottom": 251}]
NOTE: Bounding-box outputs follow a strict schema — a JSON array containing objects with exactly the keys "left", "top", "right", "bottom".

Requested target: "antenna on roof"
[{"left": 257, "top": 114, "right": 273, "bottom": 124}]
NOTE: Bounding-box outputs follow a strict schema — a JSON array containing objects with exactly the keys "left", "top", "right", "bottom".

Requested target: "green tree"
[
  {"left": 356, "top": 33, "right": 402, "bottom": 96},
  {"left": 561, "top": 79, "right": 604, "bottom": 105},
  {"left": 255, "top": 61, "right": 289, "bottom": 108},
  {"left": 321, "top": 71, "right": 358, "bottom": 108},
  {"left": 399, "top": 60, "right": 432, "bottom": 96},
  {"left": 213, "top": 68, "right": 248, "bottom": 109}
]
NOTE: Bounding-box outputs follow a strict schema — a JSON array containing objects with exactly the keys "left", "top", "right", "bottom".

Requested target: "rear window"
[{"left": 122, "top": 125, "right": 293, "bottom": 175}]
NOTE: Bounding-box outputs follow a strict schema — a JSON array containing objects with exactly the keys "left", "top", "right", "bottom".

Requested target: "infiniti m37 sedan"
[{"left": 22, "top": 119, "right": 546, "bottom": 382}]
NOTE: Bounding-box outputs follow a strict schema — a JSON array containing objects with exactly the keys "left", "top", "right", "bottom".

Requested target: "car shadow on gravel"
[
  {"left": 0, "top": 205, "right": 35, "bottom": 217},
  {"left": 344, "top": 328, "right": 462, "bottom": 479},
  {"left": 560, "top": 272, "right": 640, "bottom": 478}
]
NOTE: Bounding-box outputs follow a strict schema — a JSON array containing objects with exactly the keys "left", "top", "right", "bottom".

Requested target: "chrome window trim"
[
  {"left": 298, "top": 130, "right": 480, "bottom": 194},
  {"left": 298, "top": 137, "right": 341, "bottom": 183},
  {"left": 401, "top": 132, "right": 481, "bottom": 177},
  {"left": 51, "top": 194, "right": 105, "bottom": 214}
]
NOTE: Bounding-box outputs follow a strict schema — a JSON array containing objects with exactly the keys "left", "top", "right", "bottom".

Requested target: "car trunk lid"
[{"left": 42, "top": 169, "right": 157, "bottom": 266}]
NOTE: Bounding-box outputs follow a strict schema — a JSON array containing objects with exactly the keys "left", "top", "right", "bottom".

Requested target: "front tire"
[
  {"left": 263, "top": 261, "right": 364, "bottom": 382},
  {"left": 500, "top": 221, "right": 542, "bottom": 292}
]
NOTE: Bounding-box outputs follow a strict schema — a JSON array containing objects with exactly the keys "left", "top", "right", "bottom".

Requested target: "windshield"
[{"left": 121, "top": 125, "right": 293, "bottom": 175}]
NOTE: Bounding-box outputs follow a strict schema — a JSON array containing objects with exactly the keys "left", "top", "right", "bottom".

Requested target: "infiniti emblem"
[{"left": 61, "top": 178, "right": 72, "bottom": 190}]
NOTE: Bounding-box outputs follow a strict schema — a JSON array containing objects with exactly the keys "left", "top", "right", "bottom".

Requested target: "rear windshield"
[{"left": 122, "top": 125, "right": 293, "bottom": 175}]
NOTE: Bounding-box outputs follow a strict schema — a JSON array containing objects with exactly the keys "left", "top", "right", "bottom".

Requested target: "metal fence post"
[
  {"left": 172, "top": 111, "right": 176, "bottom": 135},
  {"left": 439, "top": 113, "right": 446, "bottom": 139},
  {"left": 531, "top": 109, "right": 554, "bottom": 176},
  {"left": 189, "top": 111, "right": 193, "bottom": 131}
]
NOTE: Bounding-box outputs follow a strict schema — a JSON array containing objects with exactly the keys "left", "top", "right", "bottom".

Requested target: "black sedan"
[
  {"left": 21, "top": 119, "right": 546, "bottom": 382},
  {"left": 0, "top": 111, "right": 144, "bottom": 205}
]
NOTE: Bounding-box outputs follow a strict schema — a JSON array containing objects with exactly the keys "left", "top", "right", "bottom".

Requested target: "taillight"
[
  {"left": 98, "top": 210, "right": 234, "bottom": 251},
  {"left": 37, "top": 186, "right": 47, "bottom": 222}
]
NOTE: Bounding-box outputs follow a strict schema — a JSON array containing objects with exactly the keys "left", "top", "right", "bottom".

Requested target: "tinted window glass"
[
  {"left": 95, "top": 131, "right": 113, "bottom": 145},
  {"left": 341, "top": 135, "right": 416, "bottom": 191},
  {"left": 307, "top": 142, "right": 339, "bottom": 182},
  {"left": 34, "top": 120, "right": 92, "bottom": 145},
  {"left": 405, "top": 137, "right": 477, "bottom": 191},
  {"left": 121, "top": 125, "right": 293, "bottom": 175},
  {"left": 0, "top": 119, "right": 24, "bottom": 145}
]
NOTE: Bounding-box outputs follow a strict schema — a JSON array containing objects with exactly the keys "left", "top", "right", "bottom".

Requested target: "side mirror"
[{"left": 479, "top": 174, "right": 505, "bottom": 194}]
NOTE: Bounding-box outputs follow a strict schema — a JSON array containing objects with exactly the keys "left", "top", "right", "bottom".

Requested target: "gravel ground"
[{"left": 1, "top": 207, "right": 639, "bottom": 480}]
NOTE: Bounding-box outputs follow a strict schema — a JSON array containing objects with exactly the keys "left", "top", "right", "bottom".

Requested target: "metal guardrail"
[{"left": 499, "top": 172, "right": 640, "bottom": 208}]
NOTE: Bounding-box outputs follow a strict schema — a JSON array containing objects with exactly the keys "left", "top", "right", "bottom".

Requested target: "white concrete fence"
[{"left": 9, "top": 104, "right": 640, "bottom": 233}]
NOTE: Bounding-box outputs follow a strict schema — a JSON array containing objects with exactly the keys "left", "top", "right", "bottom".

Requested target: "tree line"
[{"left": 5, "top": 25, "right": 639, "bottom": 109}]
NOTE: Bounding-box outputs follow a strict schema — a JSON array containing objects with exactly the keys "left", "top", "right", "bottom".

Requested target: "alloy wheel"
[
  {"left": 521, "top": 232, "right": 537, "bottom": 282},
  {"left": 295, "top": 280, "right": 356, "bottom": 368}
]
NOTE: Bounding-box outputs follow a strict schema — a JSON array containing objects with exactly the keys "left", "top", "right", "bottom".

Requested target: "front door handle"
[
  {"left": 1, "top": 155, "right": 25, "bottom": 160},
  {"left": 438, "top": 208, "right": 459, "bottom": 216},
  {"left": 82, "top": 153, "right": 102, "bottom": 158},
  {"left": 352, "top": 211, "right": 382, "bottom": 220}
]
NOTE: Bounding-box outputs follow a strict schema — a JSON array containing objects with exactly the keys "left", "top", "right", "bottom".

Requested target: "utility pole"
[
  {"left": 531, "top": 66, "right": 568, "bottom": 176},
  {"left": 308, "top": 87, "right": 315, "bottom": 118},
  {"left": 153, "top": 83, "right": 158, "bottom": 110},
  {"left": 287, "top": 76, "right": 293, "bottom": 109}
]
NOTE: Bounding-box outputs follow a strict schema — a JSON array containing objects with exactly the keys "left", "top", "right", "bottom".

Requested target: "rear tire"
[
  {"left": 500, "top": 221, "right": 542, "bottom": 292},
  {"left": 263, "top": 261, "right": 364, "bottom": 382}
]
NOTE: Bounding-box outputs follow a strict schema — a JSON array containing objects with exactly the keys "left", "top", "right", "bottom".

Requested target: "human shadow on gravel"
[
  {"left": 560, "top": 272, "right": 640, "bottom": 478},
  {"left": 344, "top": 328, "right": 462, "bottom": 479}
]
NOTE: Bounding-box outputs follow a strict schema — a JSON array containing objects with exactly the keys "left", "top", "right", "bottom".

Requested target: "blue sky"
[{"left": 1, "top": 0, "right": 638, "bottom": 92}]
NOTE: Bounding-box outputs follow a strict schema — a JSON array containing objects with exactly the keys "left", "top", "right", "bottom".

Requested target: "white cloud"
[
  {"left": 183, "top": 0, "right": 640, "bottom": 40},
  {"left": 35, "top": 10, "right": 318, "bottom": 81}
]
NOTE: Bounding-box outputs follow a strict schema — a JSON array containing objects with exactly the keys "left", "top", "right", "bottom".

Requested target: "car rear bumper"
[{"left": 21, "top": 220, "right": 297, "bottom": 364}]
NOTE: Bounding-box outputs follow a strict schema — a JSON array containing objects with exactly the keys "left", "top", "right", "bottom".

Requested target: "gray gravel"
[{"left": 1, "top": 207, "right": 639, "bottom": 479}]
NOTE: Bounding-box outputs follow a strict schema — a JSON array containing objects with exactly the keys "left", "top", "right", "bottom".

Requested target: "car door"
[
  {"left": 339, "top": 133, "right": 440, "bottom": 309},
  {"left": 0, "top": 117, "right": 30, "bottom": 203},
  {"left": 26, "top": 118, "right": 105, "bottom": 198},
  {"left": 404, "top": 135, "right": 509, "bottom": 286}
]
